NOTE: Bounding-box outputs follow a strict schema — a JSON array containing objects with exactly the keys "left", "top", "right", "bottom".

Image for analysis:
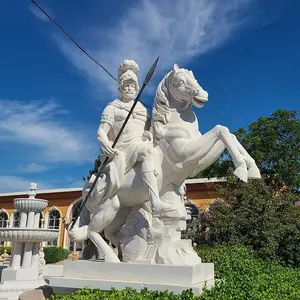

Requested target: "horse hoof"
[
  {"left": 234, "top": 167, "right": 248, "bottom": 183},
  {"left": 248, "top": 166, "right": 261, "bottom": 179}
]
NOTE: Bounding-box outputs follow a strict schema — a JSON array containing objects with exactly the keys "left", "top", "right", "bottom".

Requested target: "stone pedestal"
[
  {"left": 49, "top": 260, "right": 214, "bottom": 295},
  {"left": 0, "top": 268, "right": 46, "bottom": 300}
]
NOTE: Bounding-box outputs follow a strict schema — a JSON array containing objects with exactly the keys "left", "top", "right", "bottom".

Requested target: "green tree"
[
  {"left": 83, "top": 154, "right": 102, "bottom": 181},
  {"left": 203, "top": 177, "right": 300, "bottom": 266}
]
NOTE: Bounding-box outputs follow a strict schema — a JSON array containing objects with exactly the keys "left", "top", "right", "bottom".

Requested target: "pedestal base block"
[
  {"left": 1, "top": 268, "right": 41, "bottom": 283},
  {"left": 0, "top": 268, "right": 46, "bottom": 300},
  {"left": 49, "top": 260, "right": 214, "bottom": 295}
]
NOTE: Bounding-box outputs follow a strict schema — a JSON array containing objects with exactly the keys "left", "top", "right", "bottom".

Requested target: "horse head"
[
  {"left": 168, "top": 64, "right": 208, "bottom": 109},
  {"left": 152, "top": 64, "right": 208, "bottom": 142}
]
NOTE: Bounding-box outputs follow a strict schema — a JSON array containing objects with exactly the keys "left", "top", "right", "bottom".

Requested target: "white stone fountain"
[{"left": 0, "top": 183, "right": 59, "bottom": 300}]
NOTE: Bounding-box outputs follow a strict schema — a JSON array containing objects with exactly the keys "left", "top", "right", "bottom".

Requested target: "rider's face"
[{"left": 121, "top": 80, "right": 137, "bottom": 102}]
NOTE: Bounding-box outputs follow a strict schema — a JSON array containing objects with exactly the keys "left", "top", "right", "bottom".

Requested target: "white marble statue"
[{"left": 67, "top": 61, "right": 261, "bottom": 265}]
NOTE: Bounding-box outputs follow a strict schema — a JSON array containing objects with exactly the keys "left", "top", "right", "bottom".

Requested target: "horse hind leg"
[
  {"left": 88, "top": 230, "right": 120, "bottom": 263},
  {"left": 87, "top": 195, "right": 121, "bottom": 263},
  {"left": 104, "top": 207, "right": 132, "bottom": 248}
]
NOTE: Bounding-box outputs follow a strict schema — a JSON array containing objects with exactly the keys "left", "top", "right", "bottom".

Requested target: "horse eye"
[{"left": 178, "top": 80, "right": 185, "bottom": 86}]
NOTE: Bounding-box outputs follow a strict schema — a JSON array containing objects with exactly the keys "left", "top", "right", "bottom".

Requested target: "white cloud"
[
  {"left": 0, "top": 99, "right": 96, "bottom": 164},
  {"left": 18, "top": 163, "right": 49, "bottom": 173},
  {"left": 53, "top": 0, "right": 259, "bottom": 95},
  {"left": 29, "top": 3, "right": 53, "bottom": 22},
  {"left": 0, "top": 176, "right": 53, "bottom": 193}
]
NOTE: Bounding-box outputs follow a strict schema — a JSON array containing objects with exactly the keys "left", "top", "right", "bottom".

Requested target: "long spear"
[{"left": 69, "top": 57, "right": 159, "bottom": 230}]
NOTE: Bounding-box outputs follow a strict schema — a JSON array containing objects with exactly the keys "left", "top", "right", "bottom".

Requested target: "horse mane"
[{"left": 151, "top": 70, "right": 173, "bottom": 143}]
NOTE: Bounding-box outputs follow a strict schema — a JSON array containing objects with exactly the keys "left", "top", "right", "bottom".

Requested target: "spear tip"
[{"left": 144, "top": 56, "right": 159, "bottom": 85}]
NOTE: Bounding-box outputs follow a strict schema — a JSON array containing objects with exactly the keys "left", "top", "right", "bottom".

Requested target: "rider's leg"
[{"left": 138, "top": 146, "right": 176, "bottom": 214}]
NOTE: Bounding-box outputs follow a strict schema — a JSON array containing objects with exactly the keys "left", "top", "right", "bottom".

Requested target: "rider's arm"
[
  {"left": 97, "top": 105, "right": 116, "bottom": 157},
  {"left": 97, "top": 122, "right": 112, "bottom": 146}
]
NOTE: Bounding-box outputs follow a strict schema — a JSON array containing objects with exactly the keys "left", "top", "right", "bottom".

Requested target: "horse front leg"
[
  {"left": 178, "top": 125, "right": 249, "bottom": 182},
  {"left": 189, "top": 140, "right": 225, "bottom": 177},
  {"left": 230, "top": 134, "right": 261, "bottom": 179}
]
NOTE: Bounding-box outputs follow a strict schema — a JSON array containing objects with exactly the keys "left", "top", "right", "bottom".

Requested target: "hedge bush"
[
  {"left": 0, "top": 246, "right": 12, "bottom": 255},
  {"left": 197, "top": 245, "right": 300, "bottom": 300},
  {"left": 44, "top": 246, "right": 69, "bottom": 264},
  {"left": 50, "top": 287, "right": 196, "bottom": 300},
  {"left": 50, "top": 245, "right": 300, "bottom": 300}
]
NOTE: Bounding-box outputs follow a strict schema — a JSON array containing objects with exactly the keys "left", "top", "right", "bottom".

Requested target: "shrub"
[
  {"left": 203, "top": 178, "right": 300, "bottom": 267},
  {"left": 50, "top": 287, "right": 196, "bottom": 300},
  {"left": 197, "top": 245, "right": 300, "bottom": 300},
  {"left": 44, "top": 246, "right": 69, "bottom": 264},
  {"left": 0, "top": 246, "right": 12, "bottom": 255}
]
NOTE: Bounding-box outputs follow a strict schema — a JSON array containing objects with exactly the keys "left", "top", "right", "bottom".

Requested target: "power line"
[
  {"left": 31, "top": 0, "right": 117, "bottom": 82},
  {"left": 30, "top": 0, "right": 154, "bottom": 111}
]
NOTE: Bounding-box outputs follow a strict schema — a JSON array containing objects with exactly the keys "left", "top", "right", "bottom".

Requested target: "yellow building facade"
[{"left": 0, "top": 178, "right": 222, "bottom": 249}]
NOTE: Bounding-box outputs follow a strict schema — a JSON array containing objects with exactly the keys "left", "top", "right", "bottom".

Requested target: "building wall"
[
  {"left": 0, "top": 182, "right": 220, "bottom": 249},
  {"left": 186, "top": 182, "right": 218, "bottom": 211},
  {"left": 0, "top": 191, "right": 82, "bottom": 248}
]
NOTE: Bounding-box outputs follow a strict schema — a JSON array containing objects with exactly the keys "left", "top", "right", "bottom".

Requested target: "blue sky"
[{"left": 0, "top": 0, "right": 299, "bottom": 192}]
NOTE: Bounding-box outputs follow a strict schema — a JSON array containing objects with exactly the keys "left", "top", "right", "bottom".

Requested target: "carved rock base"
[
  {"left": 119, "top": 206, "right": 201, "bottom": 265},
  {"left": 49, "top": 260, "right": 214, "bottom": 295}
]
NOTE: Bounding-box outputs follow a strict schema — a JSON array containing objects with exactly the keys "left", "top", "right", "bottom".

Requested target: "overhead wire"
[{"left": 30, "top": 0, "right": 154, "bottom": 111}]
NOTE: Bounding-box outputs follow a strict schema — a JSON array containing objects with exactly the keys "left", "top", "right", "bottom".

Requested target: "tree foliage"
[
  {"left": 203, "top": 177, "right": 300, "bottom": 267},
  {"left": 83, "top": 154, "right": 102, "bottom": 181}
]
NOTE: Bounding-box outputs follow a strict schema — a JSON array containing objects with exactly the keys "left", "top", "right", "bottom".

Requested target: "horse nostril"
[{"left": 193, "top": 89, "right": 199, "bottom": 95}]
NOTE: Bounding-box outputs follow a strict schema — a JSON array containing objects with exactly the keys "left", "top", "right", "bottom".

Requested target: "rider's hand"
[
  {"left": 102, "top": 142, "right": 117, "bottom": 158},
  {"left": 143, "top": 131, "right": 153, "bottom": 142}
]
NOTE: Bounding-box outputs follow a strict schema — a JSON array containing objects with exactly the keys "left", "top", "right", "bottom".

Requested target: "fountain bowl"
[
  {"left": 13, "top": 198, "right": 48, "bottom": 213},
  {"left": 0, "top": 228, "right": 59, "bottom": 242}
]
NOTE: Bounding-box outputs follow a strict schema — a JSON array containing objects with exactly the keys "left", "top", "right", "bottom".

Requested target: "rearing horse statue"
[{"left": 66, "top": 64, "right": 261, "bottom": 264}]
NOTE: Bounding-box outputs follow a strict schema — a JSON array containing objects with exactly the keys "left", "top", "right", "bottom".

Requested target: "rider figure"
[{"left": 97, "top": 59, "right": 175, "bottom": 215}]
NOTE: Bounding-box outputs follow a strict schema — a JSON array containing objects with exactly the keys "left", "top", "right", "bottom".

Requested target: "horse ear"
[
  {"left": 189, "top": 70, "right": 194, "bottom": 77},
  {"left": 173, "top": 64, "right": 179, "bottom": 73}
]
